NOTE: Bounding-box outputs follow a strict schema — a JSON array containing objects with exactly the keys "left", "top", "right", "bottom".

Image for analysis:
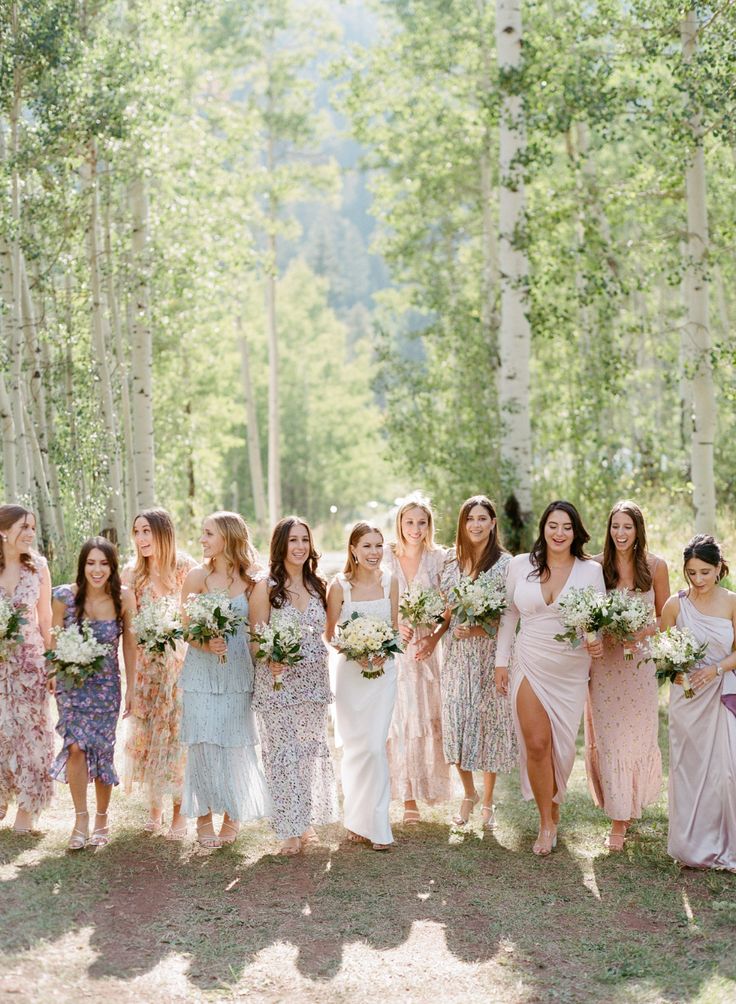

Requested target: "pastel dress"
[
  {"left": 180, "top": 591, "right": 271, "bottom": 823},
  {"left": 495, "top": 555, "right": 606, "bottom": 804},
  {"left": 667, "top": 593, "right": 736, "bottom": 871},
  {"left": 440, "top": 550, "right": 517, "bottom": 773},
  {"left": 122, "top": 555, "right": 195, "bottom": 806},
  {"left": 332, "top": 572, "right": 397, "bottom": 845},
  {"left": 0, "top": 557, "right": 54, "bottom": 814},
  {"left": 384, "top": 547, "right": 452, "bottom": 804},
  {"left": 50, "top": 585, "right": 122, "bottom": 786},
  {"left": 252, "top": 592, "right": 338, "bottom": 840},
  {"left": 584, "top": 572, "right": 663, "bottom": 820}
]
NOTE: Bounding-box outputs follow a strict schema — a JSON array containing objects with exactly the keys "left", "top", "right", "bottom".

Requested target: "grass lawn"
[{"left": 1, "top": 710, "right": 735, "bottom": 1004}]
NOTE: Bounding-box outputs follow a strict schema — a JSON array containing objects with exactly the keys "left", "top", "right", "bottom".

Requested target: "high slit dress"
[{"left": 495, "top": 555, "right": 606, "bottom": 803}]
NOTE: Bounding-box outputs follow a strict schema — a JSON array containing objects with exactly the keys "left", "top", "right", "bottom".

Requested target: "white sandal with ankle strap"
[
  {"left": 88, "top": 812, "right": 110, "bottom": 847},
  {"left": 68, "top": 811, "right": 89, "bottom": 851}
]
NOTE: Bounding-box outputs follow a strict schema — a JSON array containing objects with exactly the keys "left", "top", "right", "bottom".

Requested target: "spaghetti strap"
[{"left": 381, "top": 570, "right": 391, "bottom": 599}]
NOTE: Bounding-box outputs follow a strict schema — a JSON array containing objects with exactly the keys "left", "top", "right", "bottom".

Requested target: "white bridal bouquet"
[
  {"left": 46, "top": 622, "right": 110, "bottom": 688},
  {"left": 603, "top": 590, "right": 654, "bottom": 660},
  {"left": 182, "top": 592, "right": 245, "bottom": 663},
  {"left": 132, "top": 595, "right": 183, "bottom": 656},
  {"left": 0, "top": 596, "right": 27, "bottom": 659},
  {"left": 399, "top": 583, "right": 446, "bottom": 628},
  {"left": 642, "top": 626, "right": 708, "bottom": 699},
  {"left": 251, "top": 608, "right": 304, "bottom": 690},
  {"left": 335, "top": 612, "right": 403, "bottom": 679},
  {"left": 554, "top": 586, "right": 610, "bottom": 647},
  {"left": 448, "top": 569, "right": 507, "bottom": 637}
]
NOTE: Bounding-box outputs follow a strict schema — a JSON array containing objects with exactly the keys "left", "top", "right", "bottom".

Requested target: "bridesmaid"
[
  {"left": 383, "top": 497, "right": 451, "bottom": 823},
  {"left": 660, "top": 535, "right": 736, "bottom": 871},
  {"left": 495, "top": 501, "right": 605, "bottom": 856},
  {"left": 426, "top": 495, "right": 517, "bottom": 829},
  {"left": 122, "top": 508, "right": 195, "bottom": 837},
  {"left": 179, "top": 511, "right": 271, "bottom": 849},
  {"left": 50, "top": 537, "right": 137, "bottom": 849},
  {"left": 326, "top": 522, "right": 399, "bottom": 851},
  {"left": 0, "top": 505, "right": 53, "bottom": 834},
  {"left": 585, "top": 500, "right": 669, "bottom": 850},
  {"left": 249, "top": 516, "right": 338, "bottom": 855}
]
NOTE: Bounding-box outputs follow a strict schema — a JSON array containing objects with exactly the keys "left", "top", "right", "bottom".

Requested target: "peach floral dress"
[
  {"left": 122, "top": 555, "right": 195, "bottom": 804},
  {"left": 0, "top": 557, "right": 53, "bottom": 814}
]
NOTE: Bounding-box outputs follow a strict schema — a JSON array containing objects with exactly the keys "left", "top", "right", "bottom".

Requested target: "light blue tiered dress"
[{"left": 180, "top": 592, "right": 271, "bottom": 822}]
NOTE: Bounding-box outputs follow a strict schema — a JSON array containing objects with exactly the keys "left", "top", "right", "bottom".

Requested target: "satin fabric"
[
  {"left": 496, "top": 555, "right": 606, "bottom": 804},
  {"left": 668, "top": 594, "right": 736, "bottom": 871}
]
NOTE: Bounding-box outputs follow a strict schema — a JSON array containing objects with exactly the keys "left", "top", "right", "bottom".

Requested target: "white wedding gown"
[{"left": 333, "top": 572, "right": 397, "bottom": 845}]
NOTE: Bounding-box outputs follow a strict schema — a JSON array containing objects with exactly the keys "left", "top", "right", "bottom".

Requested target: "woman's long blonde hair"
[
  {"left": 391, "top": 495, "right": 438, "bottom": 557},
  {"left": 131, "top": 508, "right": 178, "bottom": 594},
  {"left": 205, "top": 511, "right": 258, "bottom": 589}
]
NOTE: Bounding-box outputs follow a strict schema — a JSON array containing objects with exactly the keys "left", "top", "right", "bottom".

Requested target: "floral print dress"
[
  {"left": 0, "top": 557, "right": 54, "bottom": 814},
  {"left": 122, "top": 555, "right": 195, "bottom": 804},
  {"left": 50, "top": 585, "right": 123, "bottom": 786}
]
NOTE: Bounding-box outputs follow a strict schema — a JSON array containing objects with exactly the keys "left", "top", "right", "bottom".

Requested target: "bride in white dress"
[{"left": 326, "top": 522, "right": 399, "bottom": 850}]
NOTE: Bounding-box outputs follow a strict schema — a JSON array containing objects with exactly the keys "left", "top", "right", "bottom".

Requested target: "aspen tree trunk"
[
  {"left": 478, "top": 0, "right": 499, "bottom": 370},
  {"left": 62, "top": 272, "right": 87, "bottom": 503},
  {"left": 236, "top": 317, "right": 268, "bottom": 528},
  {"left": 129, "top": 175, "right": 155, "bottom": 508},
  {"left": 265, "top": 116, "right": 281, "bottom": 526},
  {"left": 681, "top": 10, "right": 716, "bottom": 533},
  {"left": 83, "top": 142, "right": 126, "bottom": 543},
  {"left": 496, "top": 0, "right": 532, "bottom": 545},
  {"left": 679, "top": 240, "right": 695, "bottom": 459},
  {"left": 0, "top": 371, "right": 17, "bottom": 499}
]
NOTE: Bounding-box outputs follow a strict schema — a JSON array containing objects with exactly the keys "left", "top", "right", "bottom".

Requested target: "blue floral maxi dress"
[{"left": 50, "top": 585, "right": 123, "bottom": 786}]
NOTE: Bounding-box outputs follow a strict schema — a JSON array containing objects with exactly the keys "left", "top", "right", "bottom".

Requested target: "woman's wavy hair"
[
  {"left": 391, "top": 495, "right": 438, "bottom": 557},
  {"left": 0, "top": 505, "right": 37, "bottom": 574},
  {"left": 602, "top": 500, "right": 652, "bottom": 591},
  {"left": 455, "top": 495, "right": 504, "bottom": 577},
  {"left": 529, "top": 500, "right": 590, "bottom": 581},
  {"left": 683, "top": 534, "right": 729, "bottom": 582},
  {"left": 75, "top": 536, "right": 122, "bottom": 625},
  {"left": 269, "top": 516, "right": 327, "bottom": 609},
  {"left": 344, "top": 522, "right": 383, "bottom": 578},
  {"left": 130, "top": 508, "right": 178, "bottom": 594},
  {"left": 204, "top": 511, "right": 258, "bottom": 590}
]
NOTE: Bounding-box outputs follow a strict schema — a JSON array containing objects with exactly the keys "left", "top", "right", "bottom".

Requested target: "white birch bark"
[
  {"left": 129, "top": 174, "right": 155, "bottom": 508},
  {"left": 237, "top": 318, "right": 268, "bottom": 528},
  {"left": 496, "top": 0, "right": 532, "bottom": 532},
  {"left": 681, "top": 10, "right": 716, "bottom": 533},
  {"left": 0, "top": 371, "right": 17, "bottom": 499},
  {"left": 265, "top": 112, "right": 281, "bottom": 525}
]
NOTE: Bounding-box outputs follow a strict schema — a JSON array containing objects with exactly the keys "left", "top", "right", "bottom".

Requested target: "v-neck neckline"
[
  {"left": 398, "top": 548, "right": 424, "bottom": 588},
  {"left": 540, "top": 559, "right": 577, "bottom": 607}
]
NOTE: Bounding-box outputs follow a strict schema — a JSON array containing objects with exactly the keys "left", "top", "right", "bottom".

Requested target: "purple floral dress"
[
  {"left": 50, "top": 585, "right": 123, "bottom": 787},
  {"left": 0, "top": 556, "right": 54, "bottom": 814}
]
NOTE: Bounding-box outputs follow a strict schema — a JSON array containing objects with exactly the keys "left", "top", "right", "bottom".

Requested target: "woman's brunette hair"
[
  {"left": 683, "top": 534, "right": 729, "bottom": 582},
  {"left": 391, "top": 495, "right": 438, "bottom": 556},
  {"left": 344, "top": 522, "right": 383, "bottom": 578},
  {"left": 269, "top": 516, "right": 327, "bottom": 609},
  {"left": 602, "top": 500, "right": 652, "bottom": 591},
  {"left": 74, "top": 536, "right": 122, "bottom": 625},
  {"left": 130, "top": 507, "right": 178, "bottom": 594},
  {"left": 0, "top": 505, "right": 37, "bottom": 574},
  {"left": 529, "top": 500, "right": 590, "bottom": 581},
  {"left": 204, "top": 511, "right": 258, "bottom": 591},
  {"left": 455, "top": 495, "right": 504, "bottom": 577}
]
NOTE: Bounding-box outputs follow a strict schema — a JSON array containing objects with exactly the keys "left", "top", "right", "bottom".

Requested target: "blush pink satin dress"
[{"left": 496, "top": 555, "right": 606, "bottom": 804}]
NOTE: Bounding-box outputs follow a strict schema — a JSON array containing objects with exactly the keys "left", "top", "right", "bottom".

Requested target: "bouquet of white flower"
[
  {"left": 251, "top": 608, "right": 305, "bottom": 690},
  {"left": 448, "top": 569, "right": 507, "bottom": 637},
  {"left": 335, "top": 612, "right": 402, "bottom": 679},
  {"left": 182, "top": 592, "right": 245, "bottom": 663},
  {"left": 46, "top": 622, "right": 110, "bottom": 688},
  {"left": 642, "top": 626, "right": 708, "bottom": 699},
  {"left": 132, "top": 595, "right": 183, "bottom": 656},
  {"left": 0, "top": 596, "right": 27, "bottom": 659},
  {"left": 603, "top": 590, "right": 654, "bottom": 660},
  {"left": 399, "top": 583, "right": 446, "bottom": 628},
  {"left": 554, "top": 586, "right": 610, "bottom": 647}
]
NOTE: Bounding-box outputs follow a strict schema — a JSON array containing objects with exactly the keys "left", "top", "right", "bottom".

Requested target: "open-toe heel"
[
  {"left": 532, "top": 828, "right": 557, "bottom": 856},
  {"left": 481, "top": 804, "right": 497, "bottom": 831},
  {"left": 68, "top": 811, "right": 89, "bottom": 851},
  {"left": 452, "top": 792, "right": 479, "bottom": 826},
  {"left": 89, "top": 812, "right": 110, "bottom": 847}
]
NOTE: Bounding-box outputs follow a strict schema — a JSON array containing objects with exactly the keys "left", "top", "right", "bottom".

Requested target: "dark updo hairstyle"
[
  {"left": 74, "top": 536, "right": 123, "bottom": 626},
  {"left": 529, "top": 500, "right": 591, "bottom": 582},
  {"left": 269, "top": 516, "right": 327, "bottom": 610},
  {"left": 683, "top": 534, "right": 729, "bottom": 583}
]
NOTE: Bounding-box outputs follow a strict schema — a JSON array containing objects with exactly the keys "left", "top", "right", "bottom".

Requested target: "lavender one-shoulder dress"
[{"left": 668, "top": 594, "right": 736, "bottom": 871}]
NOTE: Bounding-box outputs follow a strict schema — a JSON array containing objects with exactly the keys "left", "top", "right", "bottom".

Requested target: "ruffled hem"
[
  {"left": 585, "top": 745, "right": 663, "bottom": 819},
  {"left": 50, "top": 732, "right": 119, "bottom": 787},
  {"left": 387, "top": 729, "right": 452, "bottom": 803}
]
